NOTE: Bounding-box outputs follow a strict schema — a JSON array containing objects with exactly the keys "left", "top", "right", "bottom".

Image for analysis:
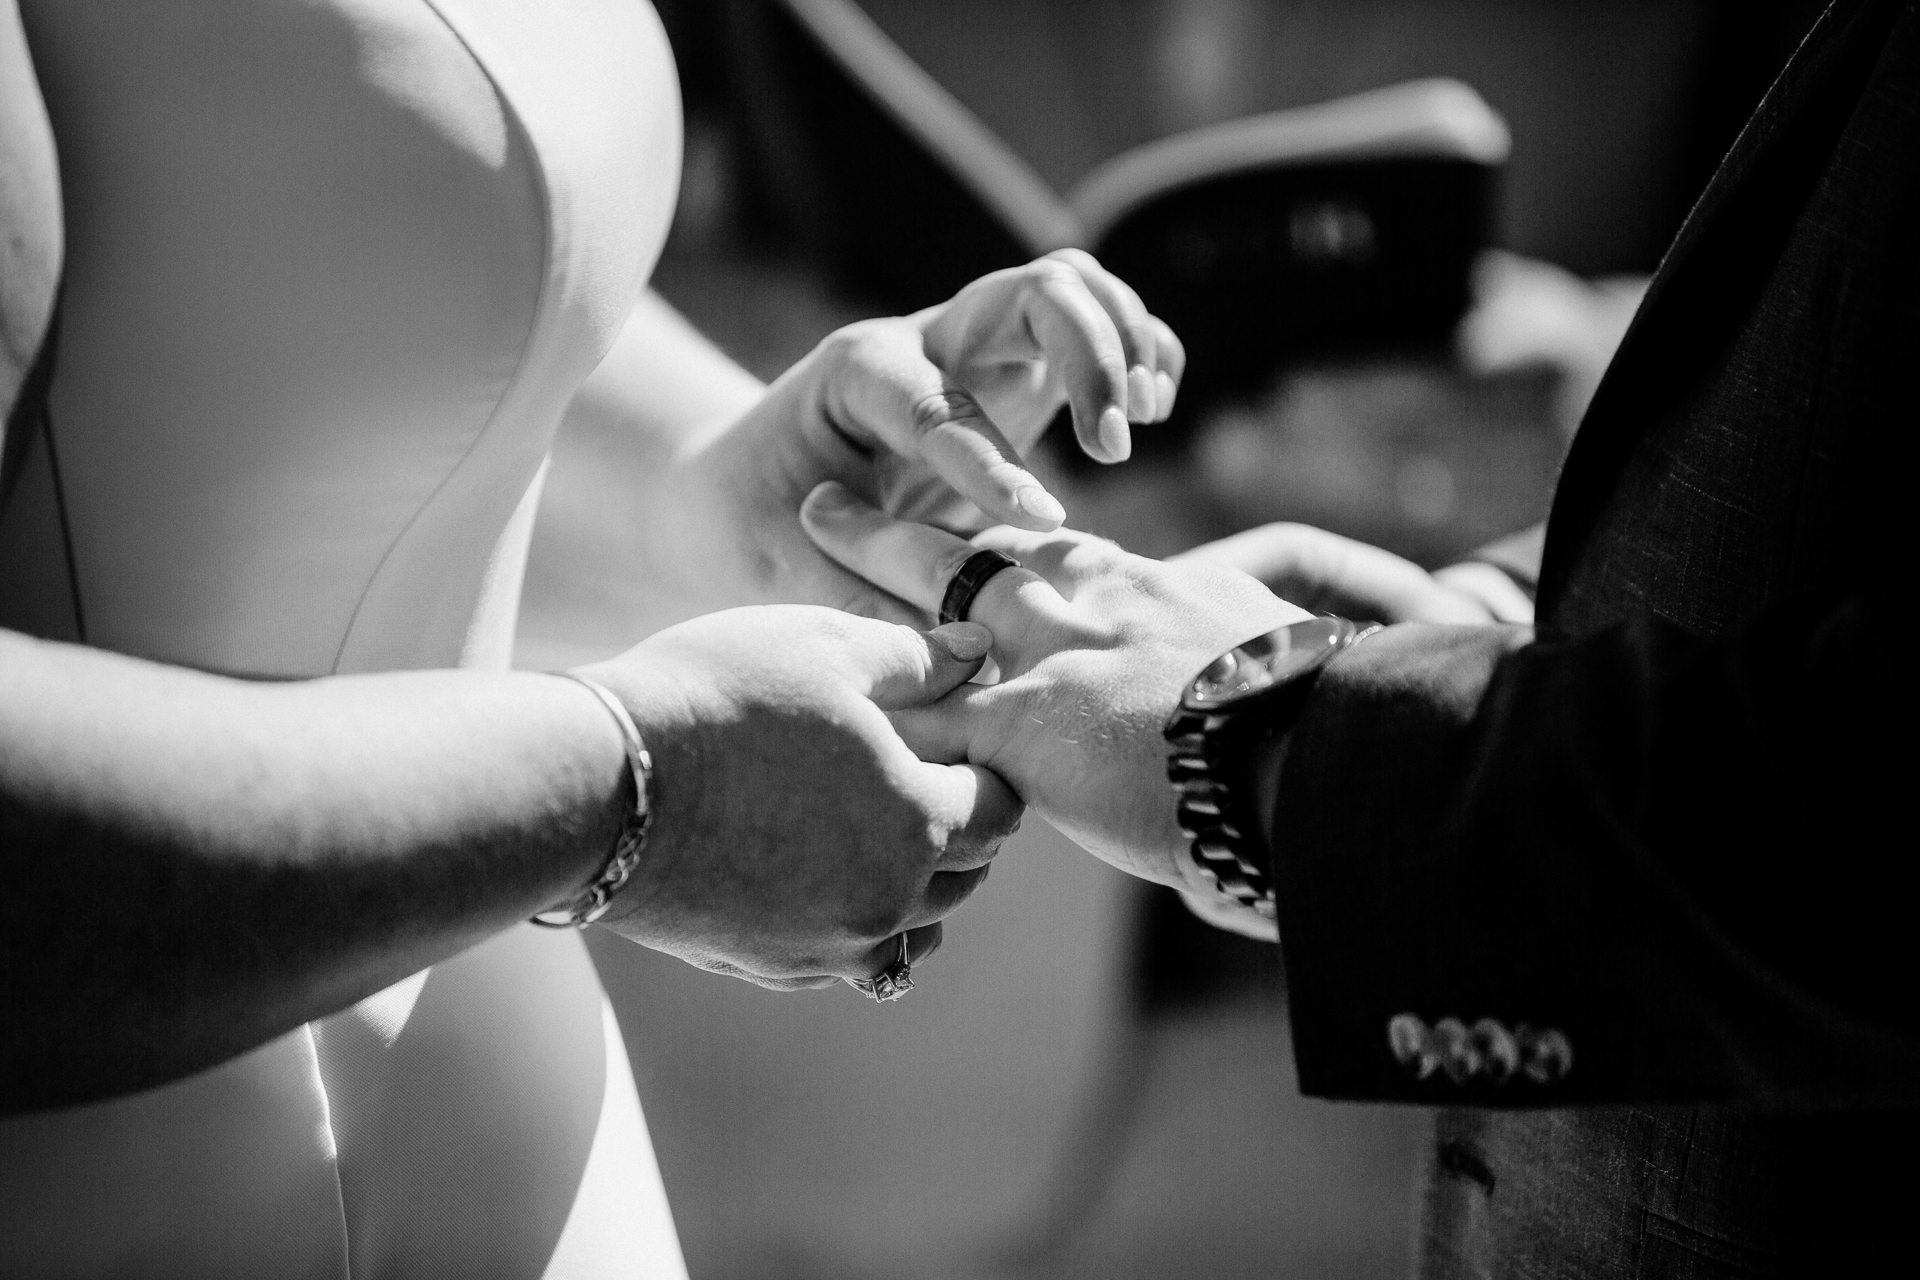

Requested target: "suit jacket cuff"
[{"left": 1270, "top": 623, "right": 1536, "bottom": 1101}]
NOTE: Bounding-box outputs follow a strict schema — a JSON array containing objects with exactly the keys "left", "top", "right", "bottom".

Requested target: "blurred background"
[{"left": 519, "top": 2, "right": 1825, "bottom": 1277}]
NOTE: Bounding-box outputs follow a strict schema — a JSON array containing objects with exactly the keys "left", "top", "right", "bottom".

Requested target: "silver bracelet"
[{"left": 532, "top": 672, "right": 655, "bottom": 929}]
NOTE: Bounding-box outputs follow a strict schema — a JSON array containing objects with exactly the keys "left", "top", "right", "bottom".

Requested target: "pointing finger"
[
  {"left": 802, "top": 482, "right": 1062, "bottom": 631},
  {"left": 825, "top": 325, "right": 1067, "bottom": 531}
]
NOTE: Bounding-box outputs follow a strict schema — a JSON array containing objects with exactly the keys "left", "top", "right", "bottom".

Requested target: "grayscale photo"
[{"left": 1, "top": 0, "right": 1908, "bottom": 1276}]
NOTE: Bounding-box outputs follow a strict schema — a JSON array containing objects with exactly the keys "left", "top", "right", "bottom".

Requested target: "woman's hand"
[
  {"left": 654, "top": 252, "right": 1185, "bottom": 622},
  {"left": 799, "top": 485, "right": 1301, "bottom": 889},
  {"left": 578, "top": 606, "right": 1022, "bottom": 990}
]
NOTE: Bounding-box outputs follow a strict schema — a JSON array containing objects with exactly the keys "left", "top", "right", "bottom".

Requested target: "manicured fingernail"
[
  {"left": 933, "top": 621, "right": 993, "bottom": 662},
  {"left": 1015, "top": 485, "right": 1066, "bottom": 527},
  {"left": 1098, "top": 405, "right": 1132, "bottom": 462},
  {"left": 1154, "top": 371, "right": 1178, "bottom": 421},
  {"left": 1127, "top": 365, "right": 1156, "bottom": 422}
]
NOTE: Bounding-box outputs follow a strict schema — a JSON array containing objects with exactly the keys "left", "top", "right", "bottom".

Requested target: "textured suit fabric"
[{"left": 1269, "top": 0, "right": 1919, "bottom": 1273}]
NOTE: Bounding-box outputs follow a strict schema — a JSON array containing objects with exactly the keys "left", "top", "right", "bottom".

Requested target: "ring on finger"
[
  {"left": 847, "top": 933, "right": 915, "bottom": 1004},
  {"left": 940, "top": 549, "right": 1022, "bottom": 626}
]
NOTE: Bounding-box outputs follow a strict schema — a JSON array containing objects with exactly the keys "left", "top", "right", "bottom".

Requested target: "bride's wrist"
[
  {"left": 558, "top": 654, "right": 707, "bottom": 934},
  {"left": 519, "top": 673, "right": 644, "bottom": 921}
]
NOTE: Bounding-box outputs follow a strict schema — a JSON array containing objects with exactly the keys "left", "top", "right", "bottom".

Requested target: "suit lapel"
[{"left": 1536, "top": 0, "right": 1895, "bottom": 615}]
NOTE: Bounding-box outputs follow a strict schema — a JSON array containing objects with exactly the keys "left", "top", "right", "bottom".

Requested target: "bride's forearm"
[
  {"left": 0, "top": 628, "right": 625, "bottom": 1110},
  {"left": 521, "top": 290, "right": 770, "bottom": 652}
]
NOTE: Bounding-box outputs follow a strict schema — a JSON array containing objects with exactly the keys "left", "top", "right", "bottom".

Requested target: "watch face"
[{"left": 1187, "top": 617, "right": 1349, "bottom": 709}]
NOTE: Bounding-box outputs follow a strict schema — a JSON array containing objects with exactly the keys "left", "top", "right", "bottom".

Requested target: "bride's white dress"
[{"left": 0, "top": 1, "right": 688, "bottom": 1274}]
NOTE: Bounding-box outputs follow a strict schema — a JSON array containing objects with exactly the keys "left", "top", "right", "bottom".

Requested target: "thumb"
[{"left": 845, "top": 617, "right": 996, "bottom": 711}]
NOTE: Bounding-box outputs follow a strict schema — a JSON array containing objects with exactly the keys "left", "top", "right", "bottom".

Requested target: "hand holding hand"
[
  {"left": 577, "top": 607, "right": 1021, "bottom": 990},
  {"left": 800, "top": 486, "right": 1302, "bottom": 890},
  {"left": 660, "top": 252, "right": 1185, "bottom": 620}
]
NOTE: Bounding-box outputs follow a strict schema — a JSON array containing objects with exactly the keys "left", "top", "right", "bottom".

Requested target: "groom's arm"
[
  {"left": 793, "top": 496, "right": 1919, "bottom": 1106},
  {"left": 1267, "top": 583, "right": 1918, "bottom": 1107}
]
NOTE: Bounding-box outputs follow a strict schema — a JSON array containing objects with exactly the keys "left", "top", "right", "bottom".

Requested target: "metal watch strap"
[
  {"left": 1166, "top": 619, "right": 1377, "bottom": 918},
  {"left": 533, "top": 673, "right": 654, "bottom": 929},
  {"left": 1166, "top": 707, "right": 1282, "bottom": 919}
]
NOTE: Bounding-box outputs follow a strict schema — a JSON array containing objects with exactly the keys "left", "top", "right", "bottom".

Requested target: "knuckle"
[
  {"left": 816, "top": 324, "right": 864, "bottom": 365},
  {"left": 909, "top": 387, "right": 980, "bottom": 438},
  {"left": 1027, "top": 258, "right": 1082, "bottom": 294},
  {"left": 849, "top": 895, "right": 912, "bottom": 945},
  {"left": 1044, "top": 247, "right": 1099, "bottom": 275},
  {"left": 938, "top": 865, "right": 992, "bottom": 908},
  {"left": 822, "top": 319, "right": 893, "bottom": 369}
]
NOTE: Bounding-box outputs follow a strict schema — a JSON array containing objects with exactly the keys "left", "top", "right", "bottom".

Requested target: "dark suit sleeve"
[{"left": 1269, "top": 585, "right": 1919, "bottom": 1106}]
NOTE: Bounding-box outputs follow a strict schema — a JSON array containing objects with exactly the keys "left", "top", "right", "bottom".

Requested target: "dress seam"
[{"left": 326, "top": 0, "right": 559, "bottom": 675}]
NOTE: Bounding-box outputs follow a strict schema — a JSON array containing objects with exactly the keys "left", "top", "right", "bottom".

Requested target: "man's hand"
[
  {"left": 1180, "top": 522, "right": 1533, "bottom": 625},
  {"left": 577, "top": 607, "right": 1021, "bottom": 990},
  {"left": 652, "top": 252, "right": 1185, "bottom": 621},
  {"left": 799, "top": 485, "right": 1302, "bottom": 889}
]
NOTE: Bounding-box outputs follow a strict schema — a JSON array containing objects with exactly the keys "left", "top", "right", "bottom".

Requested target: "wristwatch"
[{"left": 1164, "top": 616, "right": 1375, "bottom": 918}]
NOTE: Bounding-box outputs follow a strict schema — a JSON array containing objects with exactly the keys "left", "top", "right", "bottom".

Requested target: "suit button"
[
  {"left": 1432, "top": 1017, "right": 1483, "bottom": 1083},
  {"left": 1470, "top": 1018, "right": 1520, "bottom": 1084},
  {"left": 1516, "top": 1025, "right": 1574, "bottom": 1083},
  {"left": 1387, "top": 1013, "right": 1439, "bottom": 1079}
]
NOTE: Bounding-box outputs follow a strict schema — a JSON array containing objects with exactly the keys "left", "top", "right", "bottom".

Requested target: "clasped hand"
[
  {"left": 572, "top": 254, "right": 1185, "bottom": 988},
  {"left": 800, "top": 492, "right": 1533, "bottom": 899}
]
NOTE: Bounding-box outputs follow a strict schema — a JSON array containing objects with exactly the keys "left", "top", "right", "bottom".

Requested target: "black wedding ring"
[{"left": 939, "top": 549, "right": 1021, "bottom": 626}]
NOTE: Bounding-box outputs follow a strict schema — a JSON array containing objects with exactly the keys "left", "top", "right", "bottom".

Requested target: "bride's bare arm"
[
  {"left": 521, "top": 290, "right": 766, "bottom": 658},
  {"left": 1, "top": 604, "right": 1018, "bottom": 1113},
  {"left": 0, "top": 626, "right": 625, "bottom": 1109}
]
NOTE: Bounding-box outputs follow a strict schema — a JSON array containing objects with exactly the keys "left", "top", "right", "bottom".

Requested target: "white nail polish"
[
  {"left": 1154, "top": 371, "right": 1178, "bottom": 421},
  {"left": 1016, "top": 486, "right": 1065, "bottom": 526},
  {"left": 1127, "top": 365, "right": 1156, "bottom": 422},
  {"left": 1098, "top": 406, "right": 1132, "bottom": 461}
]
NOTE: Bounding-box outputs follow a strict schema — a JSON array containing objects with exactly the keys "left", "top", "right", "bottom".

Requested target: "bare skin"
[
  {"left": 0, "top": 0, "right": 1185, "bottom": 1110},
  {"left": 800, "top": 490, "right": 1532, "bottom": 892}
]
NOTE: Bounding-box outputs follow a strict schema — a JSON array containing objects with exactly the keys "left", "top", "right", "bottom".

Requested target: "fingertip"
[
  {"left": 1154, "top": 370, "right": 1178, "bottom": 422},
  {"left": 1097, "top": 405, "right": 1132, "bottom": 462},
  {"left": 1127, "top": 365, "right": 1157, "bottom": 423},
  {"left": 1014, "top": 485, "right": 1066, "bottom": 529},
  {"left": 931, "top": 620, "right": 993, "bottom": 663},
  {"left": 1069, "top": 401, "right": 1101, "bottom": 461},
  {"left": 1150, "top": 316, "right": 1188, "bottom": 381}
]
